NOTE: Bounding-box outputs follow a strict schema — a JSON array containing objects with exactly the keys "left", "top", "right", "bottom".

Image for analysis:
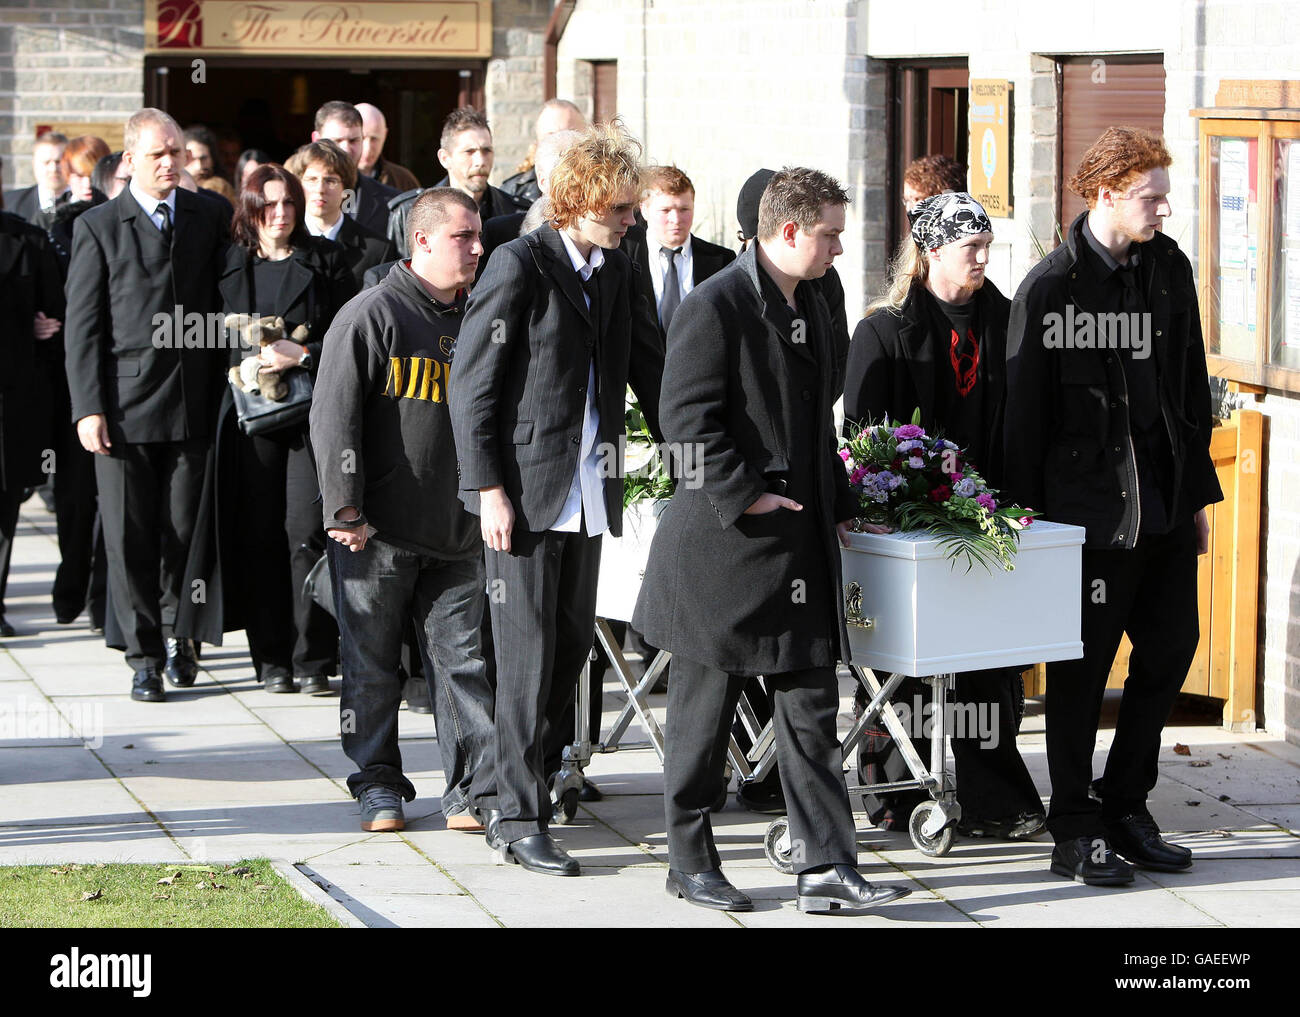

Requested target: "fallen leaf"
[
  {"left": 152, "top": 893, "right": 171, "bottom": 900},
  {"left": 1218, "top": 794, "right": 1232, "bottom": 802},
  {"left": 49, "top": 867, "right": 70, "bottom": 875},
  {"left": 1185, "top": 800, "right": 1201, "bottom": 806},
  {"left": 1173, "top": 743, "right": 1191, "bottom": 756},
  {"left": 1210, "top": 829, "right": 1234, "bottom": 837},
  {"left": 238, "top": 872, "right": 253, "bottom": 880},
  {"left": 123, "top": 743, "right": 134, "bottom": 749},
  {"left": 1189, "top": 759, "right": 1211, "bottom": 768},
  {"left": 255, "top": 884, "right": 272, "bottom": 891},
  {"left": 156, "top": 874, "right": 179, "bottom": 886},
  {"left": 80, "top": 889, "right": 102, "bottom": 901},
  {"left": 1217, "top": 753, "right": 1231, "bottom": 760},
  {"left": 196, "top": 881, "right": 208, "bottom": 890},
  {"left": 211, "top": 883, "right": 226, "bottom": 890},
  {"left": 229, "top": 866, "right": 252, "bottom": 876}
]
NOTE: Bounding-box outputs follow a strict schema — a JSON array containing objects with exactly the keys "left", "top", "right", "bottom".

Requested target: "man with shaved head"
[{"left": 354, "top": 102, "right": 420, "bottom": 194}]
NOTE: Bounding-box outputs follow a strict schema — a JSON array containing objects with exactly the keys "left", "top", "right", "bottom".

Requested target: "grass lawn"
[{"left": 0, "top": 859, "right": 341, "bottom": 928}]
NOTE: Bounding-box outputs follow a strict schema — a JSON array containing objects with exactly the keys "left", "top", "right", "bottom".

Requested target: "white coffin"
[
  {"left": 840, "top": 520, "right": 1086, "bottom": 677},
  {"left": 595, "top": 499, "right": 665, "bottom": 622}
]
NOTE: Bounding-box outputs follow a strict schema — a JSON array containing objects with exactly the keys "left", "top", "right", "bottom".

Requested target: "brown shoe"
[{"left": 446, "top": 811, "right": 484, "bottom": 832}]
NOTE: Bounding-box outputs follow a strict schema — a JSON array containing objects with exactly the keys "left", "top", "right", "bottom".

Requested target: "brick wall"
[
  {"left": 0, "top": 0, "right": 145, "bottom": 190},
  {"left": 483, "top": 0, "right": 551, "bottom": 187}
]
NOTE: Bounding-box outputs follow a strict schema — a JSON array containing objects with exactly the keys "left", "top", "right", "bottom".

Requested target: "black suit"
[
  {"left": 622, "top": 226, "right": 736, "bottom": 343},
  {"left": 478, "top": 210, "right": 527, "bottom": 282},
  {"left": 350, "top": 173, "right": 398, "bottom": 240},
  {"left": 3, "top": 185, "right": 62, "bottom": 224},
  {"left": 449, "top": 223, "right": 663, "bottom": 844},
  {"left": 63, "top": 186, "right": 227, "bottom": 669},
  {"left": 326, "top": 215, "right": 396, "bottom": 291}
]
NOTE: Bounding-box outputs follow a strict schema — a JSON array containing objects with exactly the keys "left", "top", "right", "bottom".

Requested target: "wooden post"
[{"left": 1224, "top": 409, "right": 1263, "bottom": 730}]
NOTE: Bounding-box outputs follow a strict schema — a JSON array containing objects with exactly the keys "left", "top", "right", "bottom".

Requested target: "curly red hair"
[
  {"left": 1068, "top": 126, "right": 1172, "bottom": 208},
  {"left": 547, "top": 119, "right": 643, "bottom": 230}
]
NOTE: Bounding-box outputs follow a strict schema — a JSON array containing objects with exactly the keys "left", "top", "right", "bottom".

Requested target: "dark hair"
[
  {"left": 440, "top": 107, "right": 490, "bottom": 151},
  {"left": 92, "top": 152, "right": 124, "bottom": 195},
  {"left": 408, "top": 187, "right": 480, "bottom": 241},
  {"left": 314, "top": 100, "right": 361, "bottom": 133},
  {"left": 757, "top": 166, "right": 849, "bottom": 241},
  {"left": 231, "top": 163, "right": 312, "bottom": 253},
  {"left": 35, "top": 131, "right": 69, "bottom": 149},
  {"left": 234, "top": 148, "right": 272, "bottom": 184},
  {"left": 183, "top": 124, "right": 218, "bottom": 155}
]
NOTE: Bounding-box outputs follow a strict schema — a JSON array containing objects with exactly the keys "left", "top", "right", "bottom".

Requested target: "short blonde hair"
[{"left": 547, "top": 120, "right": 643, "bottom": 230}]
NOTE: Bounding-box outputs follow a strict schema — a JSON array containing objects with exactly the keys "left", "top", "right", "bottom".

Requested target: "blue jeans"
[{"left": 330, "top": 537, "right": 495, "bottom": 814}]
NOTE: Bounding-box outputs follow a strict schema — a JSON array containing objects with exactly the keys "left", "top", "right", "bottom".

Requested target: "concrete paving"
[{"left": 1, "top": 501, "right": 1298, "bottom": 927}]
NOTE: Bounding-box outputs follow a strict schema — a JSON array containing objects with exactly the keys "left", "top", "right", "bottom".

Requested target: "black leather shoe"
[
  {"left": 958, "top": 811, "right": 1047, "bottom": 841},
  {"left": 578, "top": 778, "right": 603, "bottom": 802},
  {"left": 498, "top": 833, "right": 580, "bottom": 876},
  {"left": 0, "top": 616, "right": 15, "bottom": 638},
  {"left": 403, "top": 674, "right": 433, "bottom": 714},
  {"left": 797, "top": 864, "right": 911, "bottom": 913},
  {"left": 163, "top": 637, "right": 198, "bottom": 687},
  {"left": 299, "top": 675, "right": 331, "bottom": 696},
  {"left": 481, "top": 808, "right": 504, "bottom": 849},
  {"left": 1106, "top": 812, "right": 1193, "bottom": 872},
  {"left": 666, "top": 868, "right": 753, "bottom": 911},
  {"left": 131, "top": 666, "right": 165, "bottom": 703},
  {"left": 264, "top": 675, "right": 299, "bottom": 694},
  {"left": 1050, "top": 835, "right": 1136, "bottom": 886}
]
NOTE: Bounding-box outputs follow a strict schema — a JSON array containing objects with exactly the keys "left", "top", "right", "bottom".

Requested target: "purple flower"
[
  {"left": 954, "top": 477, "right": 977, "bottom": 498},
  {"left": 907, "top": 456, "right": 924, "bottom": 470},
  {"left": 894, "top": 424, "right": 924, "bottom": 440},
  {"left": 976, "top": 493, "right": 997, "bottom": 512}
]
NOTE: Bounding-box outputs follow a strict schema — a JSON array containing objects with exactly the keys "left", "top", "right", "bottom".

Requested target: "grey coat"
[{"left": 632, "top": 244, "right": 858, "bottom": 675}]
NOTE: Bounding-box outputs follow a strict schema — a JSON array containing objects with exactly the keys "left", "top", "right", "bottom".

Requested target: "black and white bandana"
[{"left": 908, "top": 191, "right": 993, "bottom": 250}]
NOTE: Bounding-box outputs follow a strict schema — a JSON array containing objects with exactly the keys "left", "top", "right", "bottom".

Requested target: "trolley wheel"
[
  {"left": 553, "top": 787, "right": 579, "bottom": 825},
  {"left": 763, "top": 816, "right": 794, "bottom": 875},
  {"left": 908, "top": 801, "right": 955, "bottom": 857}
]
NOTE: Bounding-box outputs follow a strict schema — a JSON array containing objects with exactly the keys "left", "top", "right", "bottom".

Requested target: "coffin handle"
[{"left": 844, "top": 582, "right": 874, "bottom": 629}]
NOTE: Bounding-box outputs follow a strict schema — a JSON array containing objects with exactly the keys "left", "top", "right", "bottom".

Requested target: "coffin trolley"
[{"left": 763, "top": 521, "right": 1085, "bottom": 869}]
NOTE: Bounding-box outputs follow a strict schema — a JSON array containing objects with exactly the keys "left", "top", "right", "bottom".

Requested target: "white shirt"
[
  {"left": 37, "top": 186, "right": 65, "bottom": 212},
  {"left": 550, "top": 230, "right": 609, "bottom": 537},
  {"left": 129, "top": 179, "right": 177, "bottom": 235},
  {"left": 307, "top": 214, "right": 344, "bottom": 241},
  {"left": 647, "top": 234, "right": 694, "bottom": 309}
]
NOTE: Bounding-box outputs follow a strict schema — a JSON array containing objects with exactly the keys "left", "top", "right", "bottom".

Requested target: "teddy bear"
[{"left": 225, "top": 314, "right": 309, "bottom": 402}]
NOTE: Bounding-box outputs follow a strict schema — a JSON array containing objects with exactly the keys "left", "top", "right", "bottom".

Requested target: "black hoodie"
[{"left": 310, "top": 259, "right": 479, "bottom": 559}]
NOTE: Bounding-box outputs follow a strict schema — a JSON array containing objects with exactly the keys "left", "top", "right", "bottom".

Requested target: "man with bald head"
[
  {"left": 354, "top": 102, "right": 421, "bottom": 193},
  {"left": 500, "top": 99, "right": 587, "bottom": 205}
]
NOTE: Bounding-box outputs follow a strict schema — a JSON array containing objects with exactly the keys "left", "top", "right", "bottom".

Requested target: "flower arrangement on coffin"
[
  {"left": 840, "top": 410, "right": 1038, "bottom": 572},
  {"left": 622, "top": 388, "right": 672, "bottom": 510}
]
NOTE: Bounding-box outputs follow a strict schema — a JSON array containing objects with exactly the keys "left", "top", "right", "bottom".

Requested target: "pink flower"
[
  {"left": 894, "top": 424, "right": 924, "bottom": 440},
  {"left": 850, "top": 467, "right": 868, "bottom": 485},
  {"left": 1018, "top": 516, "right": 1034, "bottom": 527},
  {"left": 976, "top": 493, "right": 996, "bottom": 512},
  {"left": 839, "top": 448, "right": 851, "bottom": 461}
]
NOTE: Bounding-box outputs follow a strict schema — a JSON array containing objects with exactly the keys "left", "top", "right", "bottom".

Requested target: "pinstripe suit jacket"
[{"left": 449, "top": 223, "right": 663, "bottom": 537}]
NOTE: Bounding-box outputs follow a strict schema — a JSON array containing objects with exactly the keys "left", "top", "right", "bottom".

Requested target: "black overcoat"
[
  {"left": 632, "top": 244, "right": 859, "bottom": 675},
  {"left": 174, "top": 239, "right": 356, "bottom": 644},
  {"left": 843, "top": 280, "right": 1009, "bottom": 485}
]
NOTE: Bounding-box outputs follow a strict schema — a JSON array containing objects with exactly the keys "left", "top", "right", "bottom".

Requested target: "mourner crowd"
[{"left": 0, "top": 94, "right": 1219, "bottom": 914}]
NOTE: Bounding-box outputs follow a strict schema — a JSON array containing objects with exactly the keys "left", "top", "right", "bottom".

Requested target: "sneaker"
[{"left": 358, "top": 785, "right": 406, "bottom": 832}]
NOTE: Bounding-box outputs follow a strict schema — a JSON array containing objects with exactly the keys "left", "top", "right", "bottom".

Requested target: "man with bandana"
[
  {"left": 1003, "top": 128, "right": 1221, "bottom": 886},
  {"left": 844, "top": 191, "right": 1046, "bottom": 842}
]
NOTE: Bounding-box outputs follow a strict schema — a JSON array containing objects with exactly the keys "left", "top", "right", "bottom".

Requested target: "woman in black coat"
[
  {"left": 179, "top": 164, "right": 356, "bottom": 694},
  {"left": 843, "top": 191, "right": 1044, "bottom": 840}
]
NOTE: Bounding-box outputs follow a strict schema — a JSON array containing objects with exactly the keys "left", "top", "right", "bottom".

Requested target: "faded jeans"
[{"left": 330, "top": 536, "right": 495, "bottom": 815}]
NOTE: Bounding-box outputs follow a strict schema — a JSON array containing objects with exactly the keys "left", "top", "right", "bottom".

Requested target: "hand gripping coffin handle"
[{"left": 843, "top": 581, "right": 874, "bottom": 629}]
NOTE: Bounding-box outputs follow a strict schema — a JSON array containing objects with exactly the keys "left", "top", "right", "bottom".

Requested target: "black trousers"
[
  {"left": 234, "top": 427, "right": 337, "bottom": 679},
  {"left": 95, "top": 438, "right": 207, "bottom": 669},
  {"left": 1046, "top": 517, "right": 1199, "bottom": 842},
  {"left": 51, "top": 417, "right": 106, "bottom": 625},
  {"left": 483, "top": 525, "right": 600, "bottom": 843},
  {"left": 0, "top": 485, "right": 23, "bottom": 616},
  {"left": 664, "top": 653, "right": 857, "bottom": 875},
  {"left": 948, "top": 667, "right": 1042, "bottom": 821}
]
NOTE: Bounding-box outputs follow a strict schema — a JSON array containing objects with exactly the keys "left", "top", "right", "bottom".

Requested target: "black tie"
[
  {"left": 659, "top": 247, "right": 682, "bottom": 331},
  {"left": 157, "top": 202, "right": 173, "bottom": 246},
  {"left": 580, "top": 269, "right": 600, "bottom": 329}
]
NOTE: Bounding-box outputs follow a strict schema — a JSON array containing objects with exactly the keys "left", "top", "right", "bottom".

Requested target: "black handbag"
[{"left": 230, "top": 363, "right": 313, "bottom": 436}]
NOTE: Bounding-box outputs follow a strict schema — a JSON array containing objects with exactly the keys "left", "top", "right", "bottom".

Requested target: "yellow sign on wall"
[
  {"left": 146, "top": 1, "right": 492, "bottom": 58},
  {"left": 34, "top": 121, "right": 127, "bottom": 152},
  {"left": 969, "top": 79, "right": 1012, "bottom": 218}
]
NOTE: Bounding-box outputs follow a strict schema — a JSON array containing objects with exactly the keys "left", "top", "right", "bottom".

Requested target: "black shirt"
[
  {"left": 251, "top": 253, "right": 307, "bottom": 329},
  {"left": 922, "top": 287, "right": 989, "bottom": 470}
]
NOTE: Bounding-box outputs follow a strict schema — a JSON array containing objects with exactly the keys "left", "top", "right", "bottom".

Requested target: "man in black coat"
[
  {"left": 0, "top": 209, "right": 64, "bottom": 636},
  {"left": 3, "top": 132, "right": 69, "bottom": 224},
  {"left": 386, "top": 109, "right": 529, "bottom": 259},
  {"left": 633, "top": 167, "right": 910, "bottom": 915},
  {"left": 64, "top": 109, "right": 228, "bottom": 702},
  {"left": 288, "top": 140, "right": 396, "bottom": 290},
  {"left": 311, "top": 101, "right": 398, "bottom": 239},
  {"left": 1003, "top": 127, "right": 1223, "bottom": 886},
  {"left": 449, "top": 125, "right": 663, "bottom": 877}
]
